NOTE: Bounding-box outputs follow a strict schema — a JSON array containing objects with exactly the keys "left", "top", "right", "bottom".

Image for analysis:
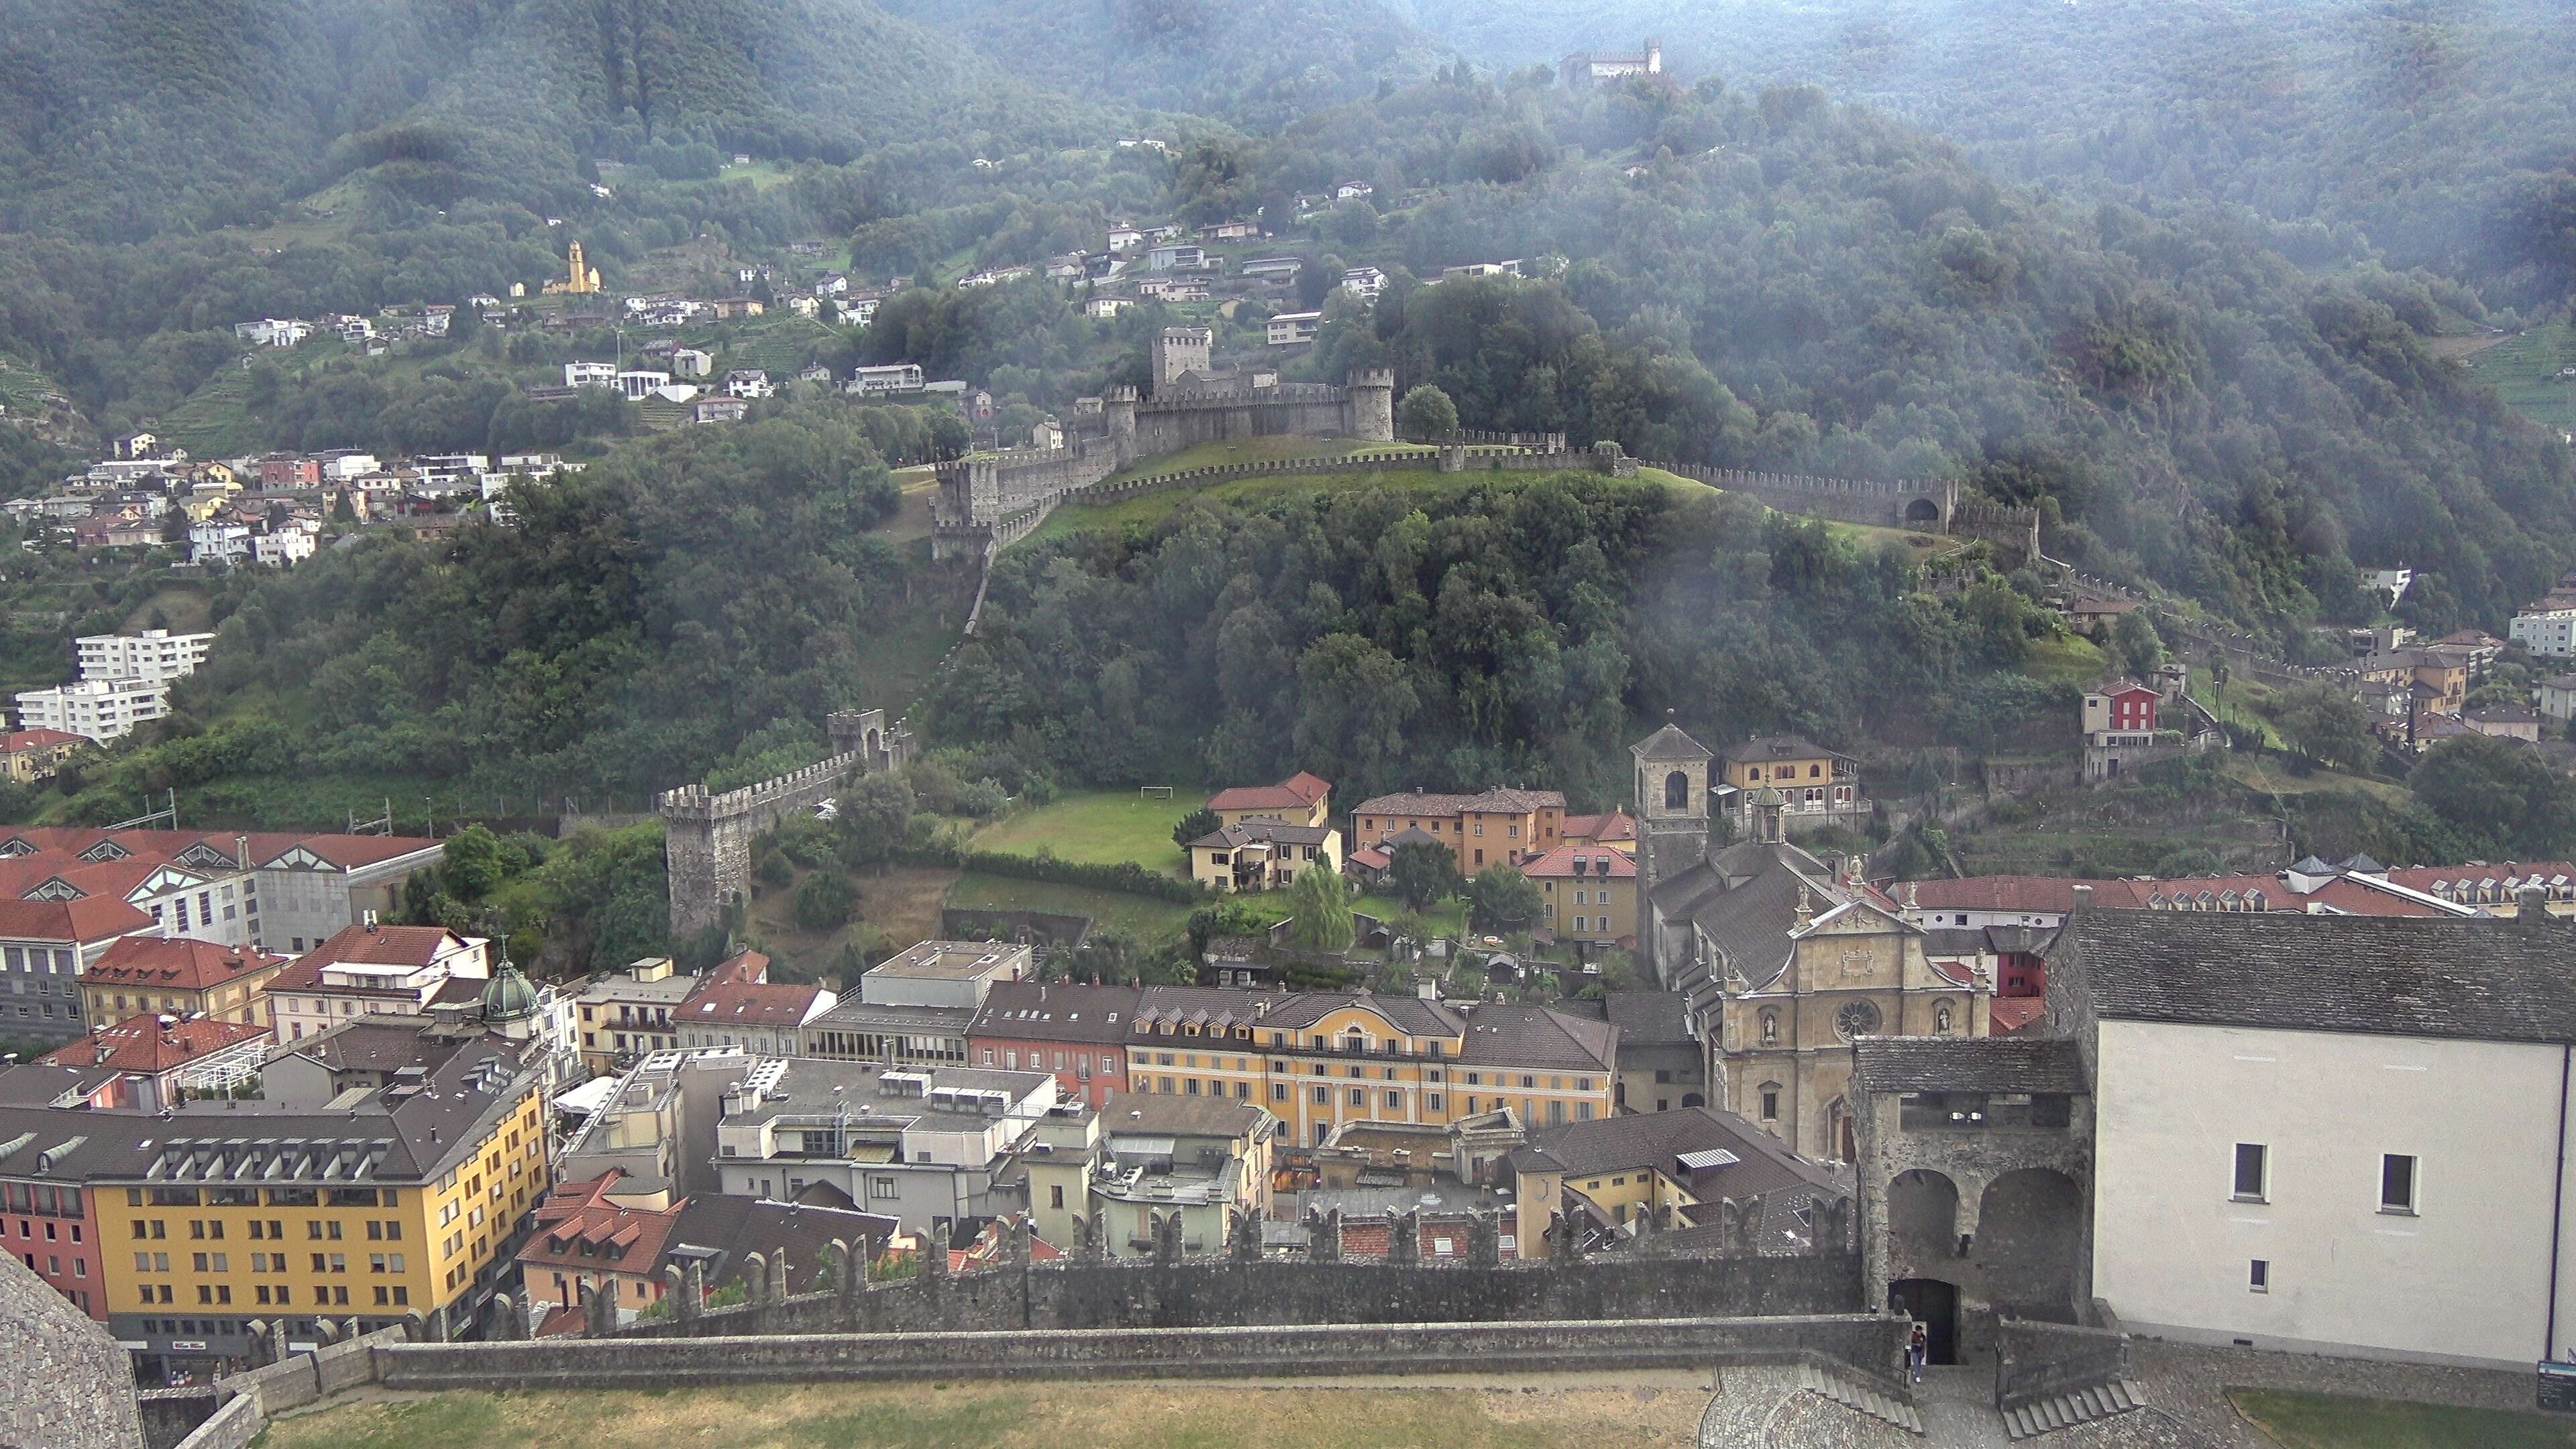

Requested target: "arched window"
[
  {"left": 1664, "top": 770, "right": 1689, "bottom": 810},
  {"left": 1759, "top": 1010, "right": 1780, "bottom": 1046}
]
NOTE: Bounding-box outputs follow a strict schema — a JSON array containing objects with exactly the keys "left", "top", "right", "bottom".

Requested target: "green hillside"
[
  {"left": 873, "top": 0, "right": 1446, "bottom": 122},
  {"left": 1396, "top": 0, "right": 2576, "bottom": 306},
  {"left": 0, "top": 0, "right": 1124, "bottom": 241}
]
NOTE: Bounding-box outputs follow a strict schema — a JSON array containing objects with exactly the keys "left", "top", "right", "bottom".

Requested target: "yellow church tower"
[{"left": 545, "top": 240, "right": 602, "bottom": 295}]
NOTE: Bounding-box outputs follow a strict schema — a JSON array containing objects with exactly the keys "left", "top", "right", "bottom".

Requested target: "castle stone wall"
[
  {"left": 658, "top": 753, "right": 867, "bottom": 941},
  {"left": 375, "top": 1313, "right": 1904, "bottom": 1392},
  {"left": 0, "top": 1250, "right": 143, "bottom": 1449},
  {"left": 606, "top": 1247, "right": 1858, "bottom": 1340}
]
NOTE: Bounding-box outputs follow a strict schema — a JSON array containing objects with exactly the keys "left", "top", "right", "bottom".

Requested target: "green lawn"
[
  {"left": 252, "top": 1379, "right": 1710, "bottom": 1449},
  {"left": 2456, "top": 323, "right": 2576, "bottom": 437},
  {"left": 2025, "top": 634, "right": 2108, "bottom": 688},
  {"left": 2231, "top": 1388, "right": 2576, "bottom": 1449},
  {"left": 1354, "top": 894, "right": 1468, "bottom": 940},
  {"left": 945, "top": 871, "right": 1197, "bottom": 945},
  {"left": 969, "top": 789, "right": 1203, "bottom": 873}
]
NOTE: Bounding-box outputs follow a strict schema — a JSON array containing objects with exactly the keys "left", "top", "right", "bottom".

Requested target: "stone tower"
[
  {"left": 1631, "top": 719, "right": 1713, "bottom": 976},
  {"left": 1346, "top": 368, "right": 1396, "bottom": 443},
  {"left": 1152, "top": 327, "right": 1213, "bottom": 395},
  {"left": 1105, "top": 384, "right": 1140, "bottom": 465}
]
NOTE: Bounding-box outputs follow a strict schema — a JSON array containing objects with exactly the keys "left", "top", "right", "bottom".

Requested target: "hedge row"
[{"left": 895, "top": 843, "right": 1212, "bottom": 904}]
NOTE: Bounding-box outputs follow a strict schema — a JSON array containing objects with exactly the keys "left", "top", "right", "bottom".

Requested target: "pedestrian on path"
[{"left": 1908, "top": 1323, "right": 1929, "bottom": 1384}]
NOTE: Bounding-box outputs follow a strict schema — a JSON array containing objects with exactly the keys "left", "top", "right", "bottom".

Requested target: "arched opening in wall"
[
  {"left": 1890, "top": 1277, "right": 1961, "bottom": 1365},
  {"left": 1664, "top": 770, "right": 1690, "bottom": 810},
  {"left": 1977, "top": 1168, "right": 2086, "bottom": 1322},
  {"left": 1826, "top": 1097, "right": 1855, "bottom": 1162},
  {"left": 1888, "top": 1168, "right": 1960, "bottom": 1254},
  {"left": 865, "top": 729, "right": 882, "bottom": 754},
  {"left": 1681, "top": 1091, "right": 1705, "bottom": 1108},
  {"left": 1904, "top": 498, "right": 1941, "bottom": 525}
]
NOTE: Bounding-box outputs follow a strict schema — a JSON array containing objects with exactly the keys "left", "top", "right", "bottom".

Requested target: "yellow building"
[
  {"left": 1185, "top": 820, "right": 1342, "bottom": 893},
  {"left": 89, "top": 1035, "right": 549, "bottom": 1371},
  {"left": 78, "top": 936, "right": 292, "bottom": 1030},
  {"left": 1126, "top": 988, "right": 1617, "bottom": 1148},
  {"left": 0, "top": 727, "right": 87, "bottom": 783},
  {"left": 1520, "top": 843, "right": 1639, "bottom": 947}
]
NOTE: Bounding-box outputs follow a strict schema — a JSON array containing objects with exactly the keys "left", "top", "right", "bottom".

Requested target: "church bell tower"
[{"left": 1630, "top": 716, "right": 1714, "bottom": 977}]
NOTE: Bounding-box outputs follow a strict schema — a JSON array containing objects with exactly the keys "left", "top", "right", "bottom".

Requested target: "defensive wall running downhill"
[{"left": 656, "top": 708, "right": 915, "bottom": 941}]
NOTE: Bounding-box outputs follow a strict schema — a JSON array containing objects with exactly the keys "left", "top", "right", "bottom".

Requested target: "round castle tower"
[{"left": 1346, "top": 369, "right": 1396, "bottom": 443}]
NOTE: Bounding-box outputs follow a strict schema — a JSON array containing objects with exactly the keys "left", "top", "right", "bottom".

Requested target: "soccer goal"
[{"left": 1139, "top": 785, "right": 1175, "bottom": 799}]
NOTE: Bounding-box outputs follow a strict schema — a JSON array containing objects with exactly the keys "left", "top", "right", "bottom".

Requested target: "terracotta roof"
[
  {"left": 685, "top": 978, "right": 826, "bottom": 1029},
  {"left": 1205, "top": 772, "right": 1331, "bottom": 812},
  {"left": 1561, "top": 810, "right": 1636, "bottom": 843},
  {"left": 1989, "top": 999, "right": 2048, "bottom": 1034},
  {"left": 81, "top": 936, "right": 288, "bottom": 991},
  {"left": 0, "top": 894, "right": 154, "bottom": 943},
  {"left": 0, "top": 729, "right": 84, "bottom": 753},
  {"left": 1519, "top": 843, "right": 1637, "bottom": 879},
  {"left": 519, "top": 1173, "right": 685, "bottom": 1276},
  {"left": 704, "top": 949, "right": 771, "bottom": 986},
  {"left": 1348, "top": 845, "right": 1391, "bottom": 871},
  {"left": 297, "top": 922, "right": 468, "bottom": 969},
  {"left": 38, "top": 1014, "right": 269, "bottom": 1076}
]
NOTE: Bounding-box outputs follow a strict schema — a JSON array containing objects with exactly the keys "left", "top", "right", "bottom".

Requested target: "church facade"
[{"left": 1630, "top": 722, "right": 1989, "bottom": 1161}]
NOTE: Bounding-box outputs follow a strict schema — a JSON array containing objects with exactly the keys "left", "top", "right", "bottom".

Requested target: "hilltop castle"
[{"left": 932, "top": 327, "right": 1393, "bottom": 557}]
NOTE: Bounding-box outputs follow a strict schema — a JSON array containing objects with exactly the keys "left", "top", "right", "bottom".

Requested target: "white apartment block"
[
  {"left": 15, "top": 676, "right": 173, "bottom": 743},
  {"left": 76, "top": 629, "right": 213, "bottom": 684},
  {"left": 2511, "top": 608, "right": 2576, "bottom": 659}
]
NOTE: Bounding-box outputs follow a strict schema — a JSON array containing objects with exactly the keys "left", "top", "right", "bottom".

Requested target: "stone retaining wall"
[
  {"left": 380, "top": 1313, "right": 1907, "bottom": 1391},
  {"left": 165, "top": 1396, "right": 261, "bottom": 1449},
  {"left": 1995, "top": 1309, "right": 2129, "bottom": 1410}
]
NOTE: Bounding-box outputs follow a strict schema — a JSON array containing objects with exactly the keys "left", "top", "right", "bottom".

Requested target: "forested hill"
[
  {"left": 1395, "top": 0, "right": 2576, "bottom": 307},
  {"left": 0, "top": 0, "right": 1124, "bottom": 241},
  {"left": 872, "top": 0, "right": 1446, "bottom": 123}
]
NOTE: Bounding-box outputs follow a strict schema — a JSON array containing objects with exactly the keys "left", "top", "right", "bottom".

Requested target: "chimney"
[
  {"left": 2072, "top": 884, "right": 2093, "bottom": 914},
  {"left": 235, "top": 834, "right": 251, "bottom": 871},
  {"left": 2516, "top": 883, "right": 2552, "bottom": 928},
  {"left": 364, "top": 910, "right": 380, "bottom": 932}
]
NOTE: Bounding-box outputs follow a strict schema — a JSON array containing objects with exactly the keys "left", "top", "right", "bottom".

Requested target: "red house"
[
  {"left": 2082, "top": 682, "right": 2161, "bottom": 735},
  {"left": 965, "top": 981, "right": 1140, "bottom": 1109}
]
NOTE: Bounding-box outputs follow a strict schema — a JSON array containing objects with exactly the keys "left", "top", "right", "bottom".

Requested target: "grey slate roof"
[
  {"left": 1601, "top": 991, "right": 1695, "bottom": 1046},
  {"left": 1525, "top": 1105, "right": 1843, "bottom": 1209},
  {"left": 969, "top": 982, "right": 1142, "bottom": 1044},
  {"left": 1188, "top": 820, "right": 1334, "bottom": 849},
  {"left": 2061, "top": 910, "right": 2576, "bottom": 1044},
  {"left": 1631, "top": 723, "right": 1713, "bottom": 762},
  {"left": 1452, "top": 1003, "right": 1618, "bottom": 1073},
  {"left": 1653, "top": 839, "right": 1859, "bottom": 989},
  {"left": 1851, "top": 1037, "right": 2085, "bottom": 1094}
]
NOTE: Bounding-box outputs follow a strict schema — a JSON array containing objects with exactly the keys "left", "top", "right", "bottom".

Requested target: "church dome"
[
  {"left": 1750, "top": 786, "right": 1788, "bottom": 808},
  {"left": 480, "top": 959, "right": 539, "bottom": 1024}
]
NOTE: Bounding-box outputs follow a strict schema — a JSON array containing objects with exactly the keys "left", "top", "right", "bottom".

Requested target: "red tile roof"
[
  {"left": 38, "top": 1014, "right": 269, "bottom": 1075},
  {"left": 1989, "top": 999, "right": 2048, "bottom": 1035},
  {"left": 0, "top": 894, "right": 154, "bottom": 943},
  {"left": 519, "top": 1173, "right": 685, "bottom": 1277},
  {"left": 685, "top": 971, "right": 824, "bottom": 1030},
  {"left": 1206, "top": 771, "right": 1332, "bottom": 813},
  {"left": 82, "top": 936, "right": 288, "bottom": 991},
  {"left": 705, "top": 949, "right": 771, "bottom": 986},
  {"left": 1561, "top": 810, "right": 1637, "bottom": 844},
  {"left": 0, "top": 729, "right": 84, "bottom": 754},
  {"left": 1519, "top": 843, "right": 1637, "bottom": 879},
  {"left": 268, "top": 922, "right": 472, "bottom": 991}
]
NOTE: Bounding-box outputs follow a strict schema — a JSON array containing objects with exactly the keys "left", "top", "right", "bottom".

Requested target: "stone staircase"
[
  {"left": 1794, "top": 1358, "right": 1927, "bottom": 1436},
  {"left": 2000, "top": 1379, "right": 2151, "bottom": 1439}
]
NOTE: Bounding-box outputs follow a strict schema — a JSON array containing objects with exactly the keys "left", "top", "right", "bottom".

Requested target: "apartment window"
[
  {"left": 1050, "top": 1185, "right": 1065, "bottom": 1210},
  {"left": 2380, "top": 1155, "right": 2418, "bottom": 1216},
  {"left": 870, "top": 1177, "right": 898, "bottom": 1201},
  {"left": 1384, "top": 1090, "right": 1402, "bottom": 1110},
  {"left": 1426, "top": 1093, "right": 1444, "bottom": 1112},
  {"left": 2232, "top": 1144, "right": 2267, "bottom": 1202},
  {"left": 2249, "top": 1259, "right": 2269, "bottom": 1293},
  {"left": 1760, "top": 1086, "right": 1780, "bottom": 1120},
  {"left": 1312, "top": 1086, "right": 1329, "bottom": 1104}
]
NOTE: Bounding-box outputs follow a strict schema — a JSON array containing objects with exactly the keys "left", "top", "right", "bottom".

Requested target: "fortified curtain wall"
[{"left": 657, "top": 710, "right": 913, "bottom": 940}]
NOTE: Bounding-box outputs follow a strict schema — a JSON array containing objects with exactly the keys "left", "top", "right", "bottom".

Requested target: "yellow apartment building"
[
  {"left": 1123, "top": 988, "right": 1617, "bottom": 1148},
  {"left": 1520, "top": 843, "right": 1639, "bottom": 947},
  {"left": 88, "top": 1038, "right": 548, "bottom": 1374}
]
